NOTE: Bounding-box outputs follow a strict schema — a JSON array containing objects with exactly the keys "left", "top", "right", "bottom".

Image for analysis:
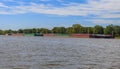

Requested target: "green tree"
[
  {"left": 59, "top": 27, "right": 66, "bottom": 34},
  {"left": 32, "top": 28, "right": 38, "bottom": 33},
  {"left": 66, "top": 27, "right": 73, "bottom": 34},
  {"left": 87, "top": 27, "right": 93, "bottom": 34},
  {"left": 6, "top": 29, "right": 13, "bottom": 34},
  {"left": 0, "top": 30, "right": 5, "bottom": 35},
  {"left": 18, "top": 29, "right": 24, "bottom": 33},
  {"left": 113, "top": 25, "right": 120, "bottom": 36},
  {"left": 82, "top": 27, "right": 88, "bottom": 34},
  {"left": 72, "top": 24, "right": 82, "bottom": 33},
  {"left": 104, "top": 24, "right": 114, "bottom": 35},
  {"left": 52, "top": 27, "right": 66, "bottom": 34},
  {"left": 23, "top": 29, "right": 33, "bottom": 34},
  {"left": 40, "top": 28, "right": 51, "bottom": 34},
  {"left": 93, "top": 25, "right": 104, "bottom": 34}
]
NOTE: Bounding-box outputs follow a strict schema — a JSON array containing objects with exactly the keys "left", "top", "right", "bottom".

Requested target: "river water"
[{"left": 0, "top": 36, "right": 120, "bottom": 69}]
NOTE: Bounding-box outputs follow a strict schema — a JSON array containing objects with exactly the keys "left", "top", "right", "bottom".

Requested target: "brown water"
[{"left": 0, "top": 36, "right": 120, "bottom": 69}]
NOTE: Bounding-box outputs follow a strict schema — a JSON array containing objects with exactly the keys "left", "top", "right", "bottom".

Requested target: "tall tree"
[
  {"left": 40, "top": 28, "right": 51, "bottom": 34},
  {"left": 82, "top": 27, "right": 88, "bottom": 34},
  {"left": 87, "top": 27, "right": 93, "bottom": 34},
  {"left": 0, "top": 30, "right": 5, "bottom": 35},
  {"left": 93, "top": 25, "right": 104, "bottom": 34},
  {"left": 72, "top": 24, "right": 83, "bottom": 33},
  {"left": 66, "top": 27, "right": 73, "bottom": 34},
  {"left": 18, "top": 29, "right": 24, "bottom": 33},
  {"left": 32, "top": 28, "right": 38, "bottom": 33},
  {"left": 113, "top": 25, "right": 120, "bottom": 36},
  {"left": 23, "top": 29, "right": 33, "bottom": 34},
  {"left": 104, "top": 24, "right": 114, "bottom": 35},
  {"left": 52, "top": 27, "right": 66, "bottom": 34}
]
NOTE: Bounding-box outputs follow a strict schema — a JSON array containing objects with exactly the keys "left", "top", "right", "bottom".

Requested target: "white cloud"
[
  {"left": 0, "top": 0, "right": 120, "bottom": 24},
  {"left": 0, "top": 2, "right": 9, "bottom": 8},
  {"left": 89, "top": 19, "right": 120, "bottom": 24},
  {"left": 100, "top": 14, "right": 120, "bottom": 18},
  {"left": 3, "top": 0, "right": 14, "bottom": 2},
  {"left": 40, "top": 0, "right": 51, "bottom": 2}
]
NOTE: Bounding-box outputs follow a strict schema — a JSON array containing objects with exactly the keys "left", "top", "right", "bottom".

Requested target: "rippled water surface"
[{"left": 0, "top": 36, "right": 120, "bottom": 69}]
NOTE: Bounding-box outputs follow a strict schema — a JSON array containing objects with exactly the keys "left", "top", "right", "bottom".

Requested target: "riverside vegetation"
[{"left": 0, "top": 24, "right": 120, "bottom": 37}]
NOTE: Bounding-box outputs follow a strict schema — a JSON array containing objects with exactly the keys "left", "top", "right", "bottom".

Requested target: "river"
[{"left": 0, "top": 36, "right": 120, "bottom": 69}]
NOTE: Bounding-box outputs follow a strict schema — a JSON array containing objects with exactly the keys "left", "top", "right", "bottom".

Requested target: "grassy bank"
[{"left": 115, "top": 36, "right": 120, "bottom": 39}]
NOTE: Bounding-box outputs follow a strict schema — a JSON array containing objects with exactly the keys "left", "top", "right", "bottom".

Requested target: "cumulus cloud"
[
  {"left": 0, "top": 0, "right": 119, "bottom": 16},
  {"left": 0, "top": 0, "right": 120, "bottom": 24}
]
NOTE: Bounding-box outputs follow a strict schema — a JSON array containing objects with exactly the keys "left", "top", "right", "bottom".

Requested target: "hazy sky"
[{"left": 0, "top": 0, "right": 120, "bottom": 30}]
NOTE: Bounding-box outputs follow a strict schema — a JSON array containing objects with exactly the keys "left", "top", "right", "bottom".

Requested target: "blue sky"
[{"left": 0, "top": 0, "right": 120, "bottom": 30}]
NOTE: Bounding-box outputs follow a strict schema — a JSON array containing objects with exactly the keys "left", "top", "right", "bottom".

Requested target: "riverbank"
[
  {"left": 115, "top": 36, "right": 120, "bottom": 39},
  {"left": 43, "top": 34, "right": 114, "bottom": 38},
  {"left": 4, "top": 33, "right": 115, "bottom": 39}
]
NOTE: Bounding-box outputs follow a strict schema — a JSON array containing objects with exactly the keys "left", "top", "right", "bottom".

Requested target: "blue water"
[{"left": 0, "top": 36, "right": 120, "bottom": 69}]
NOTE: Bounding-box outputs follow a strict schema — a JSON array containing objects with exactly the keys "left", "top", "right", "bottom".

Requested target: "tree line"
[{"left": 0, "top": 24, "right": 120, "bottom": 37}]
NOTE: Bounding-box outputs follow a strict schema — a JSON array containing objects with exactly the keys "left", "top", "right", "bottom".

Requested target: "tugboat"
[{"left": 34, "top": 33, "right": 43, "bottom": 36}]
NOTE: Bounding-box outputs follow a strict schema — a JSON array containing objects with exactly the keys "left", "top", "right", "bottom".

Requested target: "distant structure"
[
  {"left": 5, "top": 33, "right": 114, "bottom": 38},
  {"left": 43, "top": 34, "right": 114, "bottom": 38}
]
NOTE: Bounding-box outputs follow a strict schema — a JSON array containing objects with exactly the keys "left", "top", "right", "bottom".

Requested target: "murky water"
[{"left": 0, "top": 36, "right": 120, "bottom": 69}]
